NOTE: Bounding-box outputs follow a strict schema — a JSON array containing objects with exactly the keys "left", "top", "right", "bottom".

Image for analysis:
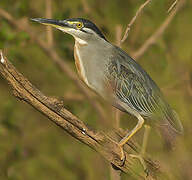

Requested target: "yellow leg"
[
  {"left": 119, "top": 114, "right": 144, "bottom": 146},
  {"left": 141, "top": 125, "right": 151, "bottom": 156},
  {"left": 129, "top": 125, "right": 151, "bottom": 173},
  {"left": 116, "top": 114, "right": 144, "bottom": 163}
]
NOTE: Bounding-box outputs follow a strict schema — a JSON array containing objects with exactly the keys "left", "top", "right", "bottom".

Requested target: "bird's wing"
[
  {"left": 106, "top": 49, "right": 161, "bottom": 116},
  {"left": 105, "top": 47, "right": 183, "bottom": 133}
]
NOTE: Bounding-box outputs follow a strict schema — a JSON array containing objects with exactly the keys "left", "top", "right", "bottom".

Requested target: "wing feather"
[{"left": 105, "top": 47, "right": 183, "bottom": 133}]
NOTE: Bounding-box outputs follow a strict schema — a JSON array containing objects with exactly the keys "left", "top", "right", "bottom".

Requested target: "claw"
[
  {"left": 120, "top": 151, "right": 126, "bottom": 167},
  {"left": 119, "top": 145, "right": 125, "bottom": 161},
  {"left": 115, "top": 142, "right": 126, "bottom": 166},
  {"left": 112, "top": 141, "right": 126, "bottom": 166}
]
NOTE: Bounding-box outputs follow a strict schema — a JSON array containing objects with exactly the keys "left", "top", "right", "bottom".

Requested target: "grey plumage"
[{"left": 105, "top": 46, "right": 183, "bottom": 142}]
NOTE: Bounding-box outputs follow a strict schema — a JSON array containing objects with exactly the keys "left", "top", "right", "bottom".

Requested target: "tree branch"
[
  {"left": 121, "top": 0, "right": 151, "bottom": 44},
  {"left": 132, "top": 0, "right": 185, "bottom": 60},
  {"left": 0, "top": 50, "right": 162, "bottom": 179},
  {"left": 167, "top": 0, "right": 178, "bottom": 13},
  {"left": 45, "top": 0, "right": 53, "bottom": 46}
]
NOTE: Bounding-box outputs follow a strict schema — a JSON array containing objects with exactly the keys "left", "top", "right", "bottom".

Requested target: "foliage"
[{"left": 0, "top": 0, "right": 192, "bottom": 179}]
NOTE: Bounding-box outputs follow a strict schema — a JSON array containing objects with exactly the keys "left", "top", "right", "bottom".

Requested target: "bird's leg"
[
  {"left": 129, "top": 124, "right": 151, "bottom": 173},
  {"left": 119, "top": 114, "right": 144, "bottom": 146},
  {"left": 118, "top": 114, "right": 144, "bottom": 162},
  {"left": 141, "top": 124, "right": 151, "bottom": 156}
]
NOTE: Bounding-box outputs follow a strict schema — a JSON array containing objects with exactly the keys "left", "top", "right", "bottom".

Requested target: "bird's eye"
[{"left": 76, "top": 22, "right": 83, "bottom": 29}]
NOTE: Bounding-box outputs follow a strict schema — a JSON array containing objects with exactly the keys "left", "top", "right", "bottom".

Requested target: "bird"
[{"left": 31, "top": 17, "right": 183, "bottom": 168}]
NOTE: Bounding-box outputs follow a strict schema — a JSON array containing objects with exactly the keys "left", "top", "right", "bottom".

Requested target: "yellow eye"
[{"left": 76, "top": 22, "right": 83, "bottom": 29}]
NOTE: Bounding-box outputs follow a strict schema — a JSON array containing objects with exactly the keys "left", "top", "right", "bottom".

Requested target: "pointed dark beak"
[{"left": 31, "top": 18, "right": 70, "bottom": 29}]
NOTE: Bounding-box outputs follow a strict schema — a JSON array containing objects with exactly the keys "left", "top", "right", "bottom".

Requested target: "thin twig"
[
  {"left": 167, "top": 0, "right": 178, "bottom": 13},
  {"left": 0, "top": 50, "right": 161, "bottom": 179},
  {"left": 0, "top": 8, "right": 107, "bottom": 122},
  {"left": 132, "top": 0, "right": 185, "bottom": 60},
  {"left": 45, "top": 0, "right": 53, "bottom": 46},
  {"left": 121, "top": 0, "right": 151, "bottom": 44},
  {"left": 115, "top": 25, "right": 123, "bottom": 47}
]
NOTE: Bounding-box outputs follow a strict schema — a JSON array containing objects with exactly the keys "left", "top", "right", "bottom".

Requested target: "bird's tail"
[{"left": 158, "top": 109, "right": 183, "bottom": 149}]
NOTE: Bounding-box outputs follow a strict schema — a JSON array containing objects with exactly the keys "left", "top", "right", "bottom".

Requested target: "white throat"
[
  {"left": 57, "top": 27, "right": 88, "bottom": 45},
  {"left": 74, "top": 37, "right": 88, "bottom": 45}
]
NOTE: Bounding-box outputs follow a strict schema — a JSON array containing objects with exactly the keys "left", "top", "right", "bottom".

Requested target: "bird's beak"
[{"left": 31, "top": 18, "right": 71, "bottom": 30}]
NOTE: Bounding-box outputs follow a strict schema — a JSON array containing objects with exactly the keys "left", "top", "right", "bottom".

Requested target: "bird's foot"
[
  {"left": 106, "top": 137, "right": 127, "bottom": 166},
  {"left": 118, "top": 144, "right": 126, "bottom": 166},
  {"left": 109, "top": 140, "right": 126, "bottom": 166},
  {"left": 129, "top": 154, "right": 149, "bottom": 176}
]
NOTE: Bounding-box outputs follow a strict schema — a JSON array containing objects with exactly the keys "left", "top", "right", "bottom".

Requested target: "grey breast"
[{"left": 77, "top": 38, "right": 113, "bottom": 97}]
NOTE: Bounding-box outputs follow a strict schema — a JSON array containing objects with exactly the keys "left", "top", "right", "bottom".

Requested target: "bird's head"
[{"left": 31, "top": 18, "right": 107, "bottom": 44}]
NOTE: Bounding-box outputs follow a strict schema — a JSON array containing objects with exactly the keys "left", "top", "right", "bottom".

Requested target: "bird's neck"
[
  {"left": 74, "top": 39, "right": 89, "bottom": 86},
  {"left": 74, "top": 38, "right": 107, "bottom": 93}
]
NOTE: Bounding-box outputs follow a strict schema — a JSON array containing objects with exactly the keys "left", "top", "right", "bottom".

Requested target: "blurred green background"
[{"left": 0, "top": 0, "right": 192, "bottom": 179}]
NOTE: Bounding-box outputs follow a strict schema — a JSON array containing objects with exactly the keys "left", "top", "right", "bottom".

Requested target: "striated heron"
[{"left": 31, "top": 18, "right": 183, "bottom": 168}]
